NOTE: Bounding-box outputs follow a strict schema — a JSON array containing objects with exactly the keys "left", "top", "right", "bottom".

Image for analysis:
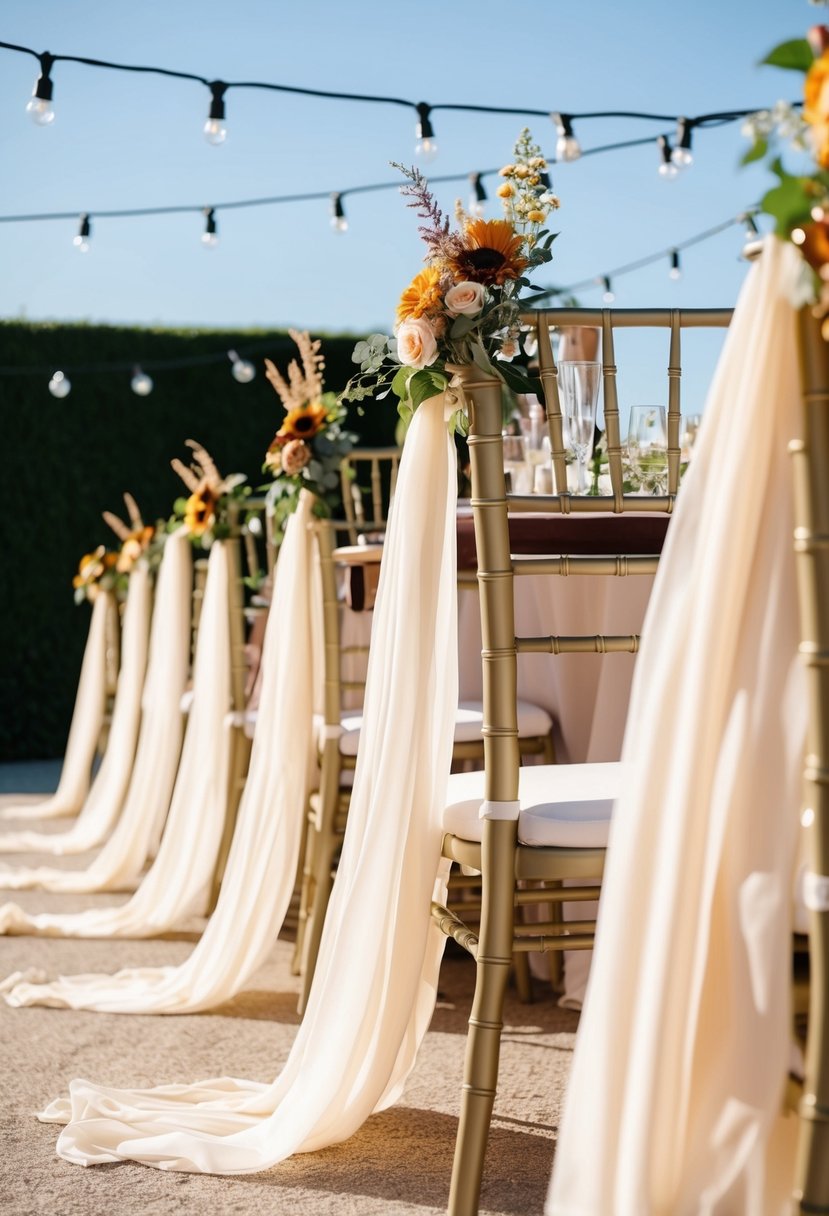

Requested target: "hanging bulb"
[
  {"left": 657, "top": 135, "right": 679, "bottom": 179},
  {"left": 669, "top": 249, "right": 682, "bottom": 281},
  {"left": 72, "top": 213, "right": 91, "bottom": 253},
  {"left": 48, "top": 370, "right": 71, "bottom": 398},
  {"left": 599, "top": 275, "right": 615, "bottom": 304},
  {"left": 671, "top": 117, "right": 694, "bottom": 168},
  {"left": 551, "top": 112, "right": 581, "bottom": 162},
  {"left": 468, "top": 172, "right": 487, "bottom": 217},
  {"left": 415, "top": 103, "right": 438, "bottom": 162},
  {"left": 130, "top": 365, "right": 154, "bottom": 396},
  {"left": 26, "top": 52, "right": 55, "bottom": 125},
  {"left": 204, "top": 81, "right": 227, "bottom": 145},
  {"left": 202, "top": 207, "right": 219, "bottom": 248},
  {"left": 228, "top": 349, "right": 256, "bottom": 383},
  {"left": 742, "top": 212, "right": 760, "bottom": 241},
  {"left": 330, "top": 192, "right": 348, "bottom": 233}
]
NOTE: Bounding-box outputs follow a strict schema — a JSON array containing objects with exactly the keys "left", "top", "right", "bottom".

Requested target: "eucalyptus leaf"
[
  {"left": 740, "top": 137, "right": 768, "bottom": 167},
  {"left": 760, "top": 38, "right": 813, "bottom": 73}
]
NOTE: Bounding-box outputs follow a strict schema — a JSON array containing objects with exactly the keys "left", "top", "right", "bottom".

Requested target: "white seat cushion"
[
  {"left": 337, "top": 699, "right": 552, "bottom": 758},
  {"left": 443, "top": 762, "right": 623, "bottom": 848}
]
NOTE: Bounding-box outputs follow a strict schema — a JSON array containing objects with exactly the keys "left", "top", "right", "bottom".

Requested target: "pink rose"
[
  {"left": 444, "top": 281, "right": 486, "bottom": 317},
  {"left": 397, "top": 316, "right": 438, "bottom": 369}
]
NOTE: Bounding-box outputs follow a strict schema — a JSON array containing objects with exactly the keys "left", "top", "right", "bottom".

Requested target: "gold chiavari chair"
[
  {"left": 432, "top": 306, "right": 733, "bottom": 1215},
  {"left": 792, "top": 307, "right": 829, "bottom": 1212},
  {"left": 207, "top": 496, "right": 278, "bottom": 909}
]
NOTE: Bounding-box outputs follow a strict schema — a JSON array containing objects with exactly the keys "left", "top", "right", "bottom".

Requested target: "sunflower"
[
  {"left": 184, "top": 484, "right": 217, "bottom": 537},
  {"left": 277, "top": 401, "right": 330, "bottom": 442},
  {"left": 396, "top": 265, "right": 444, "bottom": 324},
  {"left": 447, "top": 218, "right": 528, "bottom": 286},
  {"left": 73, "top": 546, "right": 107, "bottom": 590}
]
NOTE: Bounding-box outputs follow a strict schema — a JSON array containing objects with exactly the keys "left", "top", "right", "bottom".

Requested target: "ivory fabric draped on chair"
[
  {"left": 0, "top": 529, "right": 191, "bottom": 893},
  {"left": 547, "top": 238, "right": 806, "bottom": 1213},
  {"left": 36, "top": 393, "right": 458, "bottom": 1171},
  {"left": 3, "top": 494, "right": 318, "bottom": 1011},
  {"left": 0, "top": 538, "right": 231, "bottom": 946},
  {"left": 0, "top": 563, "right": 151, "bottom": 856},
  {"left": 0, "top": 589, "right": 113, "bottom": 821}
]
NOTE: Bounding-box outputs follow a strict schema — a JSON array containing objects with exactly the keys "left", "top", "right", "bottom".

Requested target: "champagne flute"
[
  {"left": 627, "top": 405, "right": 667, "bottom": 493},
  {"left": 558, "top": 361, "right": 600, "bottom": 494},
  {"left": 502, "top": 432, "right": 532, "bottom": 494},
  {"left": 680, "top": 413, "right": 702, "bottom": 461}
]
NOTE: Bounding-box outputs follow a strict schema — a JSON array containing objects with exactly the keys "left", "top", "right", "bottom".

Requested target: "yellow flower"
[
  {"left": 514, "top": 165, "right": 529, "bottom": 178},
  {"left": 396, "top": 266, "right": 444, "bottom": 324},
  {"left": 527, "top": 209, "right": 546, "bottom": 224},
  {"left": 497, "top": 183, "right": 515, "bottom": 198},
  {"left": 499, "top": 164, "right": 515, "bottom": 176},
  {"left": 446, "top": 218, "right": 528, "bottom": 286},
  {"left": 805, "top": 51, "right": 829, "bottom": 169},
  {"left": 73, "top": 545, "right": 106, "bottom": 589},
  {"left": 277, "top": 401, "right": 330, "bottom": 441},
  {"left": 184, "top": 484, "right": 217, "bottom": 537}
]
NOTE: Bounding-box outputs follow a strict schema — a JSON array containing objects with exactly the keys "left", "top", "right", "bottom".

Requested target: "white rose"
[
  {"left": 444, "top": 281, "right": 486, "bottom": 318},
  {"left": 396, "top": 316, "right": 438, "bottom": 369}
]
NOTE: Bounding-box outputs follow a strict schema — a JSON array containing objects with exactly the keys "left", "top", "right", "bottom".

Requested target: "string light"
[
  {"left": 741, "top": 211, "right": 760, "bottom": 242},
  {"left": 672, "top": 117, "right": 694, "bottom": 168},
  {"left": 669, "top": 249, "right": 682, "bottom": 280},
  {"left": 415, "top": 102, "right": 438, "bottom": 162},
  {"left": 468, "top": 172, "right": 487, "bottom": 217},
  {"left": 72, "top": 213, "right": 91, "bottom": 253},
  {"left": 228, "top": 349, "right": 256, "bottom": 382},
  {"left": 204, "top": 80, "right": 227, "bottom": 145},
  {"left": 201, "top": 206, "right": 218, "bottom": 248},
  {"left": 130, "top": 365, "right": 153, "bottom": 395},
  {"left": 25, "top": 51, "right": 55, "bottom": 125},
  {"left": 551, "top": 112, "right": 581, "bottom": 162},
  {"left": 600, "top": 275, "right": 615, "bottom": 303},
  {"left": 48, "top": 370, "right": 70, "bottom": 398},
  {"left": 657, "top": 135, "right": 679, "bottom": 179}
]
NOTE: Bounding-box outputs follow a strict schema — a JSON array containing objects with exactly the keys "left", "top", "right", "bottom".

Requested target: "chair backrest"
[
  {"left": 339, "top": 447, "right": 401, "bottom": 545},
  {"left": 793, "top": 307, "right": 829, "bottom": 1205},
  {"left": 315, "top": 520, "right": 372, "bottom": 741},
  {"left": 459, "top": 303, "right": 732, "bottom": 802}
]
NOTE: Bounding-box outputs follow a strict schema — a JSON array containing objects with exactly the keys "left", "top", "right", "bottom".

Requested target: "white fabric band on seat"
[
  {"left": 319, "top": 723, "right": 344, "bottom": 740},
  {"left": 803, "top": 870, "right": 829, "bottom": 912},
  {"left": 224, "top": 710, "right": 246, "bottom": 729},
  {"left": 479, "top": 799, "right": 521, "bottom": 822}
]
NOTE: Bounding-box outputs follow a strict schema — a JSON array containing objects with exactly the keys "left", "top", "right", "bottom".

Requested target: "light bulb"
[
  {"left": 468, "top": 172, "right": 486, "bottom": 217},
  {"left": 130, "top": 367, "right": 154, "bottom": 396},
  {"left": 203, "top": 117, "right": 227, "bottom": 145},
  {"left": 330, "top": 192, "right": 348, "bottom": 233},
  {"left": 669, "top": 250, "right": 682, "bottom": 280},
  {"left": 72, "top": 213, "right": 91, "bottom": 253},
  {"left": 600, "top": 276, "right": 615, "bottom": 304},
  {"left": 228, "top": 350, "right": 256, "bottom": 383},
  {"left": 72, "top": 236, "right": 90, "bottom": 253},
  {"left": 202, "top": 207, "right": 219, "bottom": 248},
  {"left": 26, "top": 54, "right": 55, "bottom": 126},
  {"left": 204, "top": 81, "right": 227, "bottom": 145},
  {"left": 551, "top": 112, "right": 581, "bottom": 162},
  {"left": 48, "top": 371, "right": 71, "bottom": 398},
  {"left": 657, "top": 135, "right": 679, "bottom": 179},
  {"left": 26, "top": 96, "right": 55, "bottom": 126},
  {"left": 671, "top": 117, "right": 694, "bottom": 168},
  {"left": 415, "top": 103, "right": 438, "bottom": 162}
]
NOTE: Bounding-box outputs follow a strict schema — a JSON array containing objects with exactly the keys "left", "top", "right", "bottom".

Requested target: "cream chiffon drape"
[
  {"left": 0, "top": 530, "right": 191, "bottom": 892},
  {"left": 0, "top": 564, "right": 151, "bottom": 856},
  {"left": 4, "top": 493, "right": 318, "bottom": 1009},
  {"left": 38, "top": 393, "right": 458, "bottom": 1173},
  {"left": 0, "top": 539, "right": 230, "bottom": 946},
  {"left": 0, "top": 589, "right": 112, "bottom": 821},
  {"left": 547, "top": 238, "right": 806, "bottom": 1213}
]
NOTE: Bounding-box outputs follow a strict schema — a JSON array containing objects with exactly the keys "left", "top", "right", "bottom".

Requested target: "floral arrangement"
[
  {"left": 744, "top": 23, "right": 829, "bottom": 334},
  {"left": 73, "top": 494, "right": 157, "bottom": 604},
  {"left": 170, "top": 440, "right": 249, "bottom": 544},
  {"left": 343, "top": 128, "right": 559, "bottom": 429},
  {"left": 262, "top": 328, "right": 356, "bottom": 526}
]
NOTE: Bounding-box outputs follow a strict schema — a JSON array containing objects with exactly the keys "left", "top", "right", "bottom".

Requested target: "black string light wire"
[{"left": 0, "top": 37, "right": 795, "bottom": 161}]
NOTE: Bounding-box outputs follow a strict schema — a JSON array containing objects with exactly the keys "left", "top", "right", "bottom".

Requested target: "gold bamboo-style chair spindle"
[
  {"left": 339, "top": 446, "right": 401, "bottom": 545},
  {"left": 792, "top": 307, "right": 829, "bottom": 1212},
  {"left": 433, "top": 306, "right": 732, "bottom": 1216}
]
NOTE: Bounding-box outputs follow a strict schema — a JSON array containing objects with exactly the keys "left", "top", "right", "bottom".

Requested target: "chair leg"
[
  {"left": 448, "top": 819, "right": 516, "bottom": 1216},
  {"left": 297, "top": 830, "right": 338, "bottom": 1015},
  {"left": 542, "top": 730, "right": 556, "bottom": 764},
  {"left": 291, "top": 800, "right": 318, "bottom": 975}
]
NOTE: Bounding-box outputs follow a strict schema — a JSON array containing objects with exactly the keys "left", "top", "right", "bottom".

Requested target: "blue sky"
[{"left": 0, "top": 0, "right": 814, "bottom": 410}]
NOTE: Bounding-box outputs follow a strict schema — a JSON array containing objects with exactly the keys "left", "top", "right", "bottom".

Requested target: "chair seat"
[
  {"left": 337, "top": 699, "right": 553, "bottom": 758},
  {"left": 443, "top": 762, "right": 623, "bottom": 848}
]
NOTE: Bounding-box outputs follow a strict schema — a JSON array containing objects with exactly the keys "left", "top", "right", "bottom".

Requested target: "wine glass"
[
  {"left": 558, "top": 361, "right": 600, "bottom": 494},
  {"left": 502, "top": 432, "right": 532, "bottom": 494},
  {"left": 627, "top": 405, "right": 667, "bottom": 493}
]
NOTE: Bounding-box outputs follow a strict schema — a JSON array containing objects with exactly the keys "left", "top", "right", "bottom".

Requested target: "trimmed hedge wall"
[{"left": 0, "top": 320, "right": 395, "bottom": 761}]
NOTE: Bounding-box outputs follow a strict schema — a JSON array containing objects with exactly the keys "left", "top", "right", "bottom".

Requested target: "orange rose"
[{"left": 805, "top": 51, "right": 829, "bottom": 169}]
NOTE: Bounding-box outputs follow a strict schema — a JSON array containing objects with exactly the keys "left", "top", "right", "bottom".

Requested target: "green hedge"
[{"left": 0, "top": 320, "right": 395, "bottom": 761}]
